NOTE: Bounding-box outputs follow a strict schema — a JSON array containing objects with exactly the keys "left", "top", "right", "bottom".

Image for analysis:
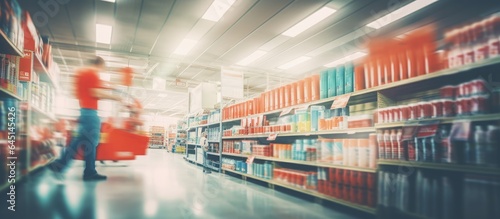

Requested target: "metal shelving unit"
[
  {"left": 222, "top": 127, "right": 375, "bottom": 139},
  {"left": 0, "top": 30, "right": 24, "bottom": 56},
  {"left": 222, "top": 168, "right": 376, "bottom": 215},
  {"left": 375, "top": 113, "right": 500, "bottom": 129},
  {"left": 222, "top": 153, "right": 376, "bottom": 173},
  {"left": 378, "top": 160, "right": 500, "bottom": 176}
]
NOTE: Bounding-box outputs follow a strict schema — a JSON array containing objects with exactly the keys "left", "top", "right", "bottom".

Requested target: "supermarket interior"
[{"left": 1, "top": 0, "right": 500, "bottom": 218}]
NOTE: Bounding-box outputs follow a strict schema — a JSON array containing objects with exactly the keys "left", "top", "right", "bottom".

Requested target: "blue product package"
[
  {"left": 327, "top": 68, "right": 337, "bottom": 97},
  {"left": 336, "top": 65, "right": 345, "bottom": 95},
  {"left": 344, "top": 62, "right": 354, "bottom": 93},
  {"left": 320, "top": 70, "right": 329, "bottom": 99},
  {"left": 342, "top": 107, "right": 350, "bottom": 116},
  {"left": 310, "top": 106, "right": 322, "bottom": 132},
  {"left": 242, "top": 163, "right": 247, "bottom": 173}
]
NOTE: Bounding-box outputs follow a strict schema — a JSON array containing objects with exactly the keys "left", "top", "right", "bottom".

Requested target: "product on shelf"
[
  {"left": 377, "top": 78, "right": 492, "bottom": 125},
  {"left": 274, "top": 168, "right": 317, "bottom": 190},
  {"left": 0, "top": 54, "right": 21, "bottom": 94},
  {"left": 317, "top": 167, "right": 375, "bottom": 207},
  {"left": 445, "top": 13, "right": 500, "bottom": 69},
  {"left": 0, "top": 0, "right": 24, "bottom": 51}
]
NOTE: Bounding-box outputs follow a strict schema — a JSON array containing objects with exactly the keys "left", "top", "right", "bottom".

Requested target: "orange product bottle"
[
  {"left": 304, "top": 76, "right": 312, "bottom": 103},
  {"left": 291, "top": 82, "right": 298, "bottom": 106},
  {"left": 405, "top": 35, "right": 418, "bottom": 78},
  {"left": 284, "top": 84, "right": 291, "bottom": 107},
  {"left": 279, "top": 86, "right": 285, "bottom": 109},
  {"left": 297, "top": 80, "right": 305, "bottom": 104},
  {"left": 354, "top": 65, "right": 365, "bottom": 91},
  {"left": 397, "top": 40, "right": 409, "bottom": 80},
  {"left": 269, "top": 90, "right": 275, "bottom": 111},
  {"left": 248, "top": 100, "right": 253, "bottom": 116},
  {"left": 414, "top": 29, "right": 427, "bottom": 76},
  {"left": 311, "top": 74, "right": 320, "bottom": 101},
  {"left": 390, "top": 51, "right": 400, "bottom": 83},
  {"left": 363, "top": 60, "right": 372, "bottom": 89},
  {"left": 274, "top": 88, "right": 279, "bottom": 111}
]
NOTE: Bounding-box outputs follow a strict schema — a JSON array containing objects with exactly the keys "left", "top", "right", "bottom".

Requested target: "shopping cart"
[{"left": 68, "top": 89, "right": 150, "bottom": 161}]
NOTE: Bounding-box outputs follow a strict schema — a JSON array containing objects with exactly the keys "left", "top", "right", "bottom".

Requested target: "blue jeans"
[{"left": 55, "top": 109, "right": 101, "bottom": 176}]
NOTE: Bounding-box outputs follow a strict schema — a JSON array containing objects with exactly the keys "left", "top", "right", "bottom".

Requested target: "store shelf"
[
  {"left": 378, "top": 160, "right": 500, "bottom": 175},
  {"left": 207, "top": 165, "right": 219, "bottom": 172},
  {"left": 206, "top": 152, "right": 220, "bottom": 156},
  {"left": 207, "top": 122, "right": 221, "bottom": 126},
  {"left": 187, "top": 123, "right": 209, "bottom": 130},
  {"left": 30, "top": 104, "right": 57, "bottom": 122},
  {"left": 208, "top": 140, "right": 220, "bottom": 143},
  {"left": 222, "top": 168, "right": 375, "bottom": 214},
  {"left": 33, "top": 53, "right": 60, "bottom": 91},
  {"left": 222, "top": 127, "right": 375, "bottom": 139},
  {"left": 222, "top": 57, "right": 500, "bottom": 124},
  {"left": 0, "top": 87, "right": 23, "bottom": 100},
  {"left": 375, "top": 113, "right": 500, "bottom": 129},
  {"left": 0, "top": 30, "right": 24, "bottom": 56},
  {"left": 222, "top": 153, "right": 376, "bottom": 173}
]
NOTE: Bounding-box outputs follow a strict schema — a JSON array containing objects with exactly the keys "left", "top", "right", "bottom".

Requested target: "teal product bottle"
[
  {"left": 320, "top": 70, "right": 329, "bottom": 99},
  {"left": 336, "top": 65, "right": 345, "bottom": 95},
  {"left": 310, "top": 106, "right": 324, "bottom": 132},
  {"left": 345, "top": 62, "right": 354, "bottom": 93},
  {"left": 327, "top": 68, "right": 336, "bottom": 97}
]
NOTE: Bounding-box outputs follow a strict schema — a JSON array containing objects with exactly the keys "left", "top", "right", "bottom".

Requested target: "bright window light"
[
  {"left": 366, "top": 0, "right": 438, "bottom": 29},
  {"left": 202, "top": 0, "right": 236, "bottom": 22},
  {"left": 96, "top": 24, "right": 113, "bottom": 44},
  {"left": 237, "top": 50, "right": 267, "bottom": 66},
  {"left": 278, "top": 56, "right": 311, "bottom": 70},
  {"left": 282, "top": 7, "right": 336, "bottom": 37},
  {"left": 101, "top": 0, "right": 116, "bottom": 3},
  {"left": 173, "top": 39, "right": 197, "bottom": 55},
  {"left": 324, "top": 52, "right": 367, "bottom": 67}
]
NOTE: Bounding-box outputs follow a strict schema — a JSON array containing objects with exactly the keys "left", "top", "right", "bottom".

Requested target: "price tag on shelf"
[
  {"left": 246, "top": 155, "right": 255, "bottom": 164},
  {"left": 330, "top": 93, "right": 352, "bottom": 109},
  {"left": 280, "top": 107, "right": 294, "bottom": 117},
  {"left": 267, "top": 133, "right": 278, "bottom": 141}
]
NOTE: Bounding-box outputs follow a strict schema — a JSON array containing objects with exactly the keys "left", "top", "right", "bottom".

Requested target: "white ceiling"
[{"left": 18, "top": 0, "right": 500, "bottom": 117}]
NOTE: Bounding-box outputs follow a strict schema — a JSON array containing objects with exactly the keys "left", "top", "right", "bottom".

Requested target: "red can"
[
  {"left": 350, "top": 171, "right": 358, "bottom": 188},
  {"left": 350, "top": 187, "right": 357, "bottom": 203},
  {"left": 343, "top": 170, "right": 350, "bottom": 186},
  {"left": 336, "top": 169, "right": 344, "bottom": 184},
  {"left": 392, "top": 107, "right": 400, "bottom": 122},
  {"left": 471, "top": 95, "right": 489, "bottom": 114},
  {"left": 442, "top": 99, "right": 455, "bottom": 117},
  {"left": 330, "top": 182, "right": 336, "bottom": 197},
  {"left": 440, "top": 85, "right": 456, "bottom": 99},
  {"left": 471, "top": 79, "right": 487, "bottom": 95},
  {"left": 367, "top": 189, "right": 375, "bottom": 207},
  {"left": 419, "top": 101, "right": 433, "bottom": 119},
  {"left": 458, "top": 82, "right": 472, "bottom": 97},
  {"left": 408, "top": 103, "right": 419, "bottom": 120},
  {"left": 336, "top": 184, "right": 343, "bottom": 199},
  {"left": 357, "top": 172, "right": 367, "bottom": 189},
  {"left": 366, "top": 173, "right": 375, "bottom": 190},
  {"left": 328, "top": 168, "right": 335, "bottom": 182},
  {"left": 457, "top": 98, "right": 471, "bottom": 115},
  {"left": 431, "top": 100, "right": 444, "bottom": 118},
  {"left": 343, "top": 186, "right": 350, "bottom": 202},
  {"left": 400, "top": 105, "right": 410, "bottom": 121}
]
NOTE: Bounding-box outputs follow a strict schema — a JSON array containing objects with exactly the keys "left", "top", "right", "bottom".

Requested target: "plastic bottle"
[
  {"left": 474, "top": 125, "right": 487, "bottom": 165},
  {"left": 384, "top": 130, "right": 392, "bottom": 160},
  {"left": 396, "top": 129, "right": 404, "bottom": 160},
  {"left": 474, "top": 21, "right": 489, "bottom": 62},
  {"left": 368, "top": 134, "right": 377, "bottom": 168},
  {"left": 344, "top": 62, "right": 354, "bottom": 93},
  {"left": 488, "top": 15, "right": 500, "bottom": 58},
  {"left": 327, "top": 68, "right": 337, "bottom": 98},
  {"left": 377, "top": 131, "right": 386, "bottom": 160},
  {"left": 463, "top": 25, "right": 476, "bottom": 65},
  {"left": 320, "top": 70, "right": 329, "bottom": 99},
  {"left": 336, "top": 65, "right": 345, "bottom": 95},
  {"left": 390, "top": 129, "right": 398, "bottom": 160},
  {"left": 486, "top": 125, "right": 500, "bottom": 167}
]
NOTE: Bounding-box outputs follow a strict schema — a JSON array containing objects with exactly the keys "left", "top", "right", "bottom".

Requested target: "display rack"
[
  {"left": 0, "top": 30, "right": 23, "bottom": 56},
  {"left": 148, "top": 126, "right": 165, "bottom": 149},
  {"left": 217, "top": 54, "right": 500, "bottom": 216},
  {"left": 222, "top": 168, "right": 376, "bottom": 214}
]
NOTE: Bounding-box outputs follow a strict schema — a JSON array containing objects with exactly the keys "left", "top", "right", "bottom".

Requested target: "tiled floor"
[{"left": 0, "top": 149, "right": 363, "bottom": 219}]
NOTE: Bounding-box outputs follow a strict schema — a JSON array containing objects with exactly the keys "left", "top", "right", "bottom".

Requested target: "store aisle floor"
[{"left": 1, "top": 150, "right": 362, "bottom": 219}]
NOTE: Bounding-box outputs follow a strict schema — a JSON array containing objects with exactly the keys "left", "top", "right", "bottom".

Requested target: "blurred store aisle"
[{"left": 0, "top": 150, "right": 360, "bottom": 219}]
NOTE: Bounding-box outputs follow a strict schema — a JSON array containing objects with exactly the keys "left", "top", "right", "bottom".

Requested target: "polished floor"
[{"left": 0, "top": 149, "right": 362, "bottom": 219}]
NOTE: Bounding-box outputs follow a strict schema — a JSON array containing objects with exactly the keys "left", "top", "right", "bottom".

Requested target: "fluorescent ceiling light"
[
  {"left": 202, "top": 0, "right": 235, "bottom": 22},
  {"left": 282, "top": 7, "right": 336, "bottom": 37},
  {"left": 96, "top": 24, "right": 112, "bottom": 44},
  {"left": 173, "top": 39, "right": 197, "bottom": 55},
  {"left": 366, "top": 0, "right": 438, "bottom": 29},
  {"left": 101, "top": 0, "right": 116, "bottom": 3},
  {"left": 237, "top": 50, "right": 267, "bottom": 66},
  {"left": 278, "top": 56, "right": 311, "bottom": 70},
  {"left": 324, "top": 52, "right": 367, "bottom": 67}
]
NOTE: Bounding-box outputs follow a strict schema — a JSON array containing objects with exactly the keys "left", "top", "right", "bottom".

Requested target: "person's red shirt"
[{"left": 75, "top": 67, "right": 103, "bottom": 110}]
